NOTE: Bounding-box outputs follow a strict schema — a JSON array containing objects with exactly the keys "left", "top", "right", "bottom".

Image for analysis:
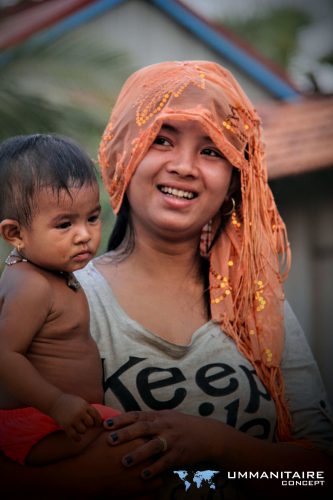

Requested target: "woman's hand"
[
  {"left": 103, "top": 410, "right": 333, "bottom": 500},
  {"left": 104, "top": 410, "right": 218, "bottom": 478}
]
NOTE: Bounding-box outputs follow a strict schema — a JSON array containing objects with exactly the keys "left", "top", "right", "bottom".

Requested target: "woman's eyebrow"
[
  {"left": 159, "top": 123, "right": 178, "bottom": 133},
  {"left": 159, "top": 123, "right": 213, "bottom": 143}
]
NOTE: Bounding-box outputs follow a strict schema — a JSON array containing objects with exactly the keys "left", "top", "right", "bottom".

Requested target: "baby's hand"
[{"left": 49, "top": 393, "right": 102, "bottom": 441}]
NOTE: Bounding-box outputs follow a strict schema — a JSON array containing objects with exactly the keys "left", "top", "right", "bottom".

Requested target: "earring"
[
  {"left": 223, "top": 197, "right": 236, "bottom": 217},
  {"left": 200, "top": 219, "right": 213, "bottom": 256},
  {"left": 231, "top": 210, "right": 241, "bottom": 229},
  {"left": 223, "top": 197, "right": 241, "bottom": 229},
  {"left": 15, "top": 244, "right": 27, "bottom": 258}
]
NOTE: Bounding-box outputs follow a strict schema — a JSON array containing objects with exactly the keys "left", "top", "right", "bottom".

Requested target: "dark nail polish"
[
  {"left": 110, "top": 432, "right": 118, "bottom": 442},
  {"left": 105, "top": 418, "right": 114, "bottom": 427},
  {"left": 142, "top": 469, "right": 151, "bottom": 478},
  {"left": 124, "top": 455, "right": 133, "bottom": 465}
]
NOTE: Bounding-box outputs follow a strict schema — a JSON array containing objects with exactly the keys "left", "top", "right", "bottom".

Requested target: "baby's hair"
[{"left": 0, "top": 133, "right": 98, "bottom": 227}]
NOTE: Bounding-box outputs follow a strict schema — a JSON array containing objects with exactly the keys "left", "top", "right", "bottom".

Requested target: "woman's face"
[{"left": 126, "top": 119, "right": 233, "bottom": 242}]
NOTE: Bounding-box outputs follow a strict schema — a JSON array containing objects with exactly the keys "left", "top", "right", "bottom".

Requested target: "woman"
[
  {"left": 78, "top": 60, "right": 333, "bottom": 497},
  {"left": 1, "top": 60, "right": 333, "bottom": 499}
]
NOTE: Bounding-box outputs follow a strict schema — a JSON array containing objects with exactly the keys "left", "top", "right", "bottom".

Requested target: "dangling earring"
[
  {"left": 223, "top": 197, "right": 236, "bottom": 216},
  {"left": 200, "top": 219, "right": 213, "bottom": 256},
  {"left": 231, "top": 210, "right": 241, "bottom": 229},
  {"left": 223, "top": 197, "right": 241, "bottom": 229},
  {"left": 15, "top": 243, "right": 27, "bottom": 259}
]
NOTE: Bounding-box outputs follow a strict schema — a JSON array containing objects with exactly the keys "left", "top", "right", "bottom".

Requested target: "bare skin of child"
[{"left": 0, "top": 183, "right": 109, "bottom": 465}]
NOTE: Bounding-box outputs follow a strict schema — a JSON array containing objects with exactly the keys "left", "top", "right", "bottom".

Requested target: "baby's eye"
[
  {"left": 56, "top": 221, "right": 71, "bottom": 229},
  {"left": 153, "top": 135, "right": 171, "bottom": 146},
  {"left": 201, "top": 148, "right": 225, "bottom": 158},
  {"left": 88, "top": 213, "right": 100, "bottom": 223}
]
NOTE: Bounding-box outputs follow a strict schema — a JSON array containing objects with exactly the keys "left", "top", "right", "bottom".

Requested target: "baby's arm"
[{"left": 0, "top": 266, "right": 101, "bottom": 440}]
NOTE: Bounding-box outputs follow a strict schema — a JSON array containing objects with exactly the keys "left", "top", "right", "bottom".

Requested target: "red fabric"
[{"left": 0, "top": 404, "right": 120, "bottom": 464}]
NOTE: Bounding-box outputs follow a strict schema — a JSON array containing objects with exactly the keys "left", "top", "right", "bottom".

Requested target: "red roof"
[
  {"left": 258, "top": 96, "right": 333, "bottom": 178},
  {"left": 0, "top": 0, "right": 93, "bottom": 50}
]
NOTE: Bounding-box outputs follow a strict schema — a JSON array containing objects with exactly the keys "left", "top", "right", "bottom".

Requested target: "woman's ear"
[{"left": 0, "top": 219, "right": 24, "bottom": 249}]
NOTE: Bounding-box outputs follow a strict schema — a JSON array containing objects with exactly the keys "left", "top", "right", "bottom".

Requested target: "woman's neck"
[{"left": 124, "top": 232, "right": 203, "bottom": 285}]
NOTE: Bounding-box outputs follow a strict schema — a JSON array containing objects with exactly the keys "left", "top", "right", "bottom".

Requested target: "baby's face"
[{"left": 19, "top": 183, "right": 101, "bottom": 273}]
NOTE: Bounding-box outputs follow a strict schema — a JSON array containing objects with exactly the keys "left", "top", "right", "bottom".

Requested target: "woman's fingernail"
[
  {"left": 142, "top": 469, "right": 151, "bottom": 478},
  {"left": 105, "top": 418, "right": 114, "bottom": 427},
  {"left": 110, "top": 432, "right": 118, "bottom": 442},
  {"left": 123, "top": 455, "right": 133, "bottom": 466}
]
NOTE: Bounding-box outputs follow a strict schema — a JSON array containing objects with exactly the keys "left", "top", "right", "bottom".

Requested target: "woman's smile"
[
  {"left": 126, "top": 119, "right": 233, "bottom": 239},
  {"left": 157, "top": 184, "right": 197, "bottom": 200}
]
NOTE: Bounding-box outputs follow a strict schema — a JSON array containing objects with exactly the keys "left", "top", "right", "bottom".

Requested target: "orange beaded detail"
[
  {"left": 222, "top": 105, "right": 258, "bottom": 143},
  {"left": 222, "top": 120, "right": 234, "bottom": 132},
  {"left": 231, "top": 210, "right": 241, "bottom": 229},
  {"left": 254, "top": 280, "right": 266, "bottom": 312},
  {"left": 210, "top": 268, "right": 233, "bottom": 304},
  {"left": 135, "top": 64, "right": 206, "bottom": 127},
  {"left": 264, "top": 347, "right": 273, "bottom": 363}
]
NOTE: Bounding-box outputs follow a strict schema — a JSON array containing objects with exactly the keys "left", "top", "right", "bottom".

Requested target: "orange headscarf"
[{"left": 99, "top": 61, "right": 292, "bottom": 440}]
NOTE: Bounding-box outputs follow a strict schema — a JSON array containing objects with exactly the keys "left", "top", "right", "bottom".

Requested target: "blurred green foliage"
[
  {"left": 223, "top": 6, "right": 311, "bottom": 68},
  {"left": 320, "top": 50, "right": 333, "bottom": 65}
]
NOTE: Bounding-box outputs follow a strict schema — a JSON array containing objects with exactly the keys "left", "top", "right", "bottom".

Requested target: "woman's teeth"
[{"left": 159, "top": 186, "right": 195, "bottom": 199}]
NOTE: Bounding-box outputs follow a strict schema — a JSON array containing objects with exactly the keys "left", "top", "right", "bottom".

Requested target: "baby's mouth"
[{"left": 158, "top": 185, "right": 197, "bottom": 200}]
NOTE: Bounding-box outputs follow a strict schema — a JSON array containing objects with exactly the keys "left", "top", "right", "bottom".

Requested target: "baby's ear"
[{"left": 0, "top": 219, "right": 22, "bottom": 248}]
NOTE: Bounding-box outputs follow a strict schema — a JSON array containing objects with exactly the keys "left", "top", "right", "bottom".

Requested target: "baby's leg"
[{"left": 26, "top": 427, "right": 103, "bottom": 466}]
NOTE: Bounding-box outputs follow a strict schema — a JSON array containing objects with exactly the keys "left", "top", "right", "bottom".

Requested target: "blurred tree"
[
  {"left": 0, "top": 31, "right": 130, "bottom": 148},
  {"left": 0, "top": 31, "right": 133, "bottom": 270},
  {"left": 321, "top": 50, "right": 333, "bottom": 65},
  {"left": 223, "top": 6, "right": 310, "bottom": 69}
]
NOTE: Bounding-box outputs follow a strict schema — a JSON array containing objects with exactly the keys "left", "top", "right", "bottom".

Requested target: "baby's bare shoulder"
[
  {"left": 0, "top": 262, "right": 53, "bottom": 309},
  {"left": 1, "top": 261, "right": 51, "bottom": 290}
]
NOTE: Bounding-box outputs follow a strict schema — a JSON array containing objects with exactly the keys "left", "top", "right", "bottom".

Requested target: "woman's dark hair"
[
  {"left": 207, "top": 168, "right": 241, "bottom": 252},
  {"left": 107, "top": 195, "right": 133, "bottom": 252},
  {"left": 0, "top": 133, "right": 98, "bottom": 227}
]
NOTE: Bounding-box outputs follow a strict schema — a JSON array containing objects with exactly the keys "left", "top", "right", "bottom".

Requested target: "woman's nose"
[{"left": 166, "top": 150, "right": 198, "bottom": 177}]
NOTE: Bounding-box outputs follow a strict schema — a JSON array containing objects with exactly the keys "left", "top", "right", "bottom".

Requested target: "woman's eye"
[
  {"left": 56, "top": 221, "right": 71, "bottom": 229},
  {"left": 153, "top": 136, "right": 171, "bottom": 146},
  {"left": 201, "top": 148, "right": 224, "bottom": 158}
]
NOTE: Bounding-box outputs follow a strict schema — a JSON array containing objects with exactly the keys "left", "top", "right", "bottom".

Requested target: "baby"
[{"left": 0, "top": 134, "right": 119, "bottom": 466}]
